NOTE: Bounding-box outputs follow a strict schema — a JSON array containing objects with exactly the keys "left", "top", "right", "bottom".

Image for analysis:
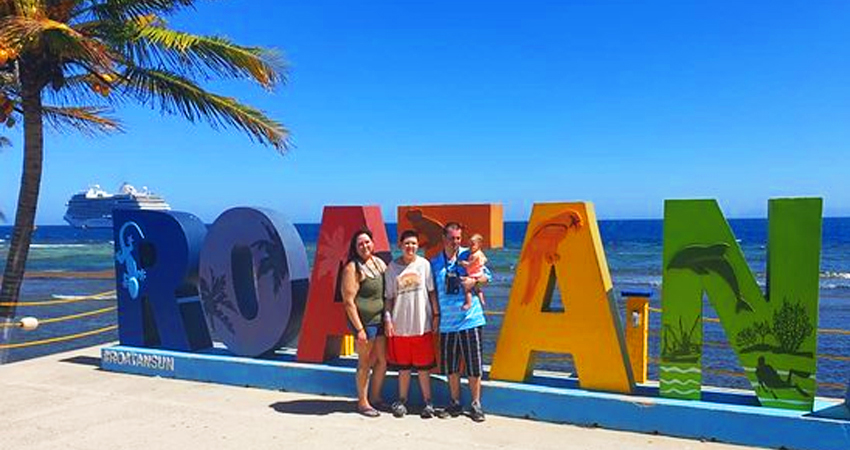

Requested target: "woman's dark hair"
[{"left": 347, "top": 229, "right": 373, "bottom": 264}]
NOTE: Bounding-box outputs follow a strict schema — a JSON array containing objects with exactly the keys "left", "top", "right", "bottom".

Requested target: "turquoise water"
[{"left": 1, "top": 219, "right": 848, "bottom": 398}]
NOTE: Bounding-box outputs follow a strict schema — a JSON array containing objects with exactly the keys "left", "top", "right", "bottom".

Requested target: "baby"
[{"left": 460, "top": 233, "right": 488, "bottom": 310}]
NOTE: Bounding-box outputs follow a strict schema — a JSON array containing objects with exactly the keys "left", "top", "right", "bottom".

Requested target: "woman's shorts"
[
  {"left": 349, "top": 322, "right": 384, "bottom": 340},
  {"left": 363, "top": 323, "right": 384, "bottom": 340},
  {"left": 348, "top": 322, "right": 384, "bottom": 341},
  {"left": 387, "top": 332, "right": 436, "bottom": 370}
]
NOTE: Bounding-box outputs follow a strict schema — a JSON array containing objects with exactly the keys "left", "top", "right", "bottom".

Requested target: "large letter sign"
[
  {"left": 490, "top": 202, "right": 634, "bottom": 393},
  {"left": 297, "top": 206, "right": 391, "bottom": 362},
  {"left": 199, "top": 208, "right": 309, "bottom": 357},
  {"left": 109, "top": 197, "right": 835, "bottom": 417},
  {"left": 113, "top": 210, "right": 211, "bottom": 351},
  {"left": 661, "top": 198, "right": 822, "bottom": 411}
]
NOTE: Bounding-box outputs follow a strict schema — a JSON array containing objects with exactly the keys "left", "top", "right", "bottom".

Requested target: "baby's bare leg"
[{"left": 462, "top": 287, "right": 473, "bottom": 310}]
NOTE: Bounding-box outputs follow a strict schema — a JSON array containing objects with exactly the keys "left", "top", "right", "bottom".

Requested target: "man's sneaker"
[
  {"left": 470, "top": 401, "right": 486, "bottom": 422},
  {"left": 444, "top": 401, "right": 463, "bottom": 418},
  {"left": 420, "top": 402, "right": 436, "bottom": 419},
  {"left": 391, "top": 400, "right": 407, "bottom": 418}
]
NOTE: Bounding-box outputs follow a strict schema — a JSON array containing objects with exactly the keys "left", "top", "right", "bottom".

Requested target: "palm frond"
[
  {"left": 44, "top": 0, "right": 83, "bottom": 22},
  {"left": 9, "top": 0, "right": 42, "bottom": 18},
  {"left": 129, "top": 24, "right": 285, "bottom": 87},
  {"left": 2, "top": 0, "right": 289, "bottom": 150},
  {"left": 42, "top": 105, "right": 122, "bottom": 136},
  {"left": 0, "top": 15, "right": 114, "bottom": 70},
  {"left": 85, "top": 0, "right": 198, "bottom": 20},
  {"left": 43, "top": 71, "right": 115, "bottom": 106},
  {"left": 122, "top": 67, "right": 289, "bottom": 150},
  {"left": 0, "top": 2, "right": 14, "bottom": 17}
]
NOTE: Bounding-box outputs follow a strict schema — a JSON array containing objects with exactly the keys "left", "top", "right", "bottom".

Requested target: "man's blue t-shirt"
[{"left": 431, "top": 247, "right": 487, "bottom": 333}]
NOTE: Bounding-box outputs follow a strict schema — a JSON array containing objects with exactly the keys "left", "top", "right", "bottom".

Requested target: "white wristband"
[{"left": 383, "top": 311, "right": 392, "bottom": 321}]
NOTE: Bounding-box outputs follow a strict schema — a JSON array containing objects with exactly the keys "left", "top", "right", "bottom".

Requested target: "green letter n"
[{"left": 660, "top": 198, "right": 821, "bottom": 411}]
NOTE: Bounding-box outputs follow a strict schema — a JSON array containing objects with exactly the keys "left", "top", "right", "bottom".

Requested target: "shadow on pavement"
[
  {"left": 269, "top": 399, "right": 357, "bottom": 416},
  {"left": 59, "top": 355, "right": 102, "bottom": 368}
]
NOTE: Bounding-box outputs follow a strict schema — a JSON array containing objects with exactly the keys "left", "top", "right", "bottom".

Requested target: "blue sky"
[{"left": 2, "top": 0, "right": 850, "bottom": 224}]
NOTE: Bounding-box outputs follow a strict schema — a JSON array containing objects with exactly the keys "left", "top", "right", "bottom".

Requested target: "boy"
[{"left": 384, "top": 230, "right": 441, "bottom": 418}]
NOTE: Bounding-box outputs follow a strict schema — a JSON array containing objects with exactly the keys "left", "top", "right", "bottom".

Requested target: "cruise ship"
[{"left": 63, "top": 183, "right": 171, "bottom": 229}]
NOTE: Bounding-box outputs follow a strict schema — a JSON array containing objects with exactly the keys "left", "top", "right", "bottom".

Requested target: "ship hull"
[{"left": 62, "top": 216, "right": 114, "bottom": 229}]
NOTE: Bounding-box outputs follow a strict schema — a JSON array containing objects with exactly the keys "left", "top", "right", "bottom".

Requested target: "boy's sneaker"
[
  {"left": 444, "top": 401, "right": 463, "bottom": 418},
  {"left": 391, "top": 400, "right": 407, "bottom": 418},
  {"left": 420, "top": 402, "right": 436, "bottom": 419},
  {"left": 470, "top": 401, "right": 486, "bottom": 422}
]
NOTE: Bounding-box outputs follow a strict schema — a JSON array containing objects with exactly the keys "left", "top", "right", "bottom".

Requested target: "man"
[{"left": 430, "top": 222, "right": 488, "bottom": 422}]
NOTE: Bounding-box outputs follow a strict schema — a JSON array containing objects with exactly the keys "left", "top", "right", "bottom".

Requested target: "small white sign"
[{"left": 103, "top": 349, "right": 175, "bottom": 373}]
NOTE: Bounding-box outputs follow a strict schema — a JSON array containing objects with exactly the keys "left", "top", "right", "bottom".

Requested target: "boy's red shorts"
[{"left": 387, "top": 332, "right": 436, "bottom": 370}]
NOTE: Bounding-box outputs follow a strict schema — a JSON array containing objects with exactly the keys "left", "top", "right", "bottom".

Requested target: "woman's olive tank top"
[{"left": 354, "top": 260, "right": 384, "bottom": 327}]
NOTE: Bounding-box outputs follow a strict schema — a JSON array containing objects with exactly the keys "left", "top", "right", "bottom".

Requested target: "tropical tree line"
[{"left": 0, "top": 0, "right": 289, "bottom": 317}]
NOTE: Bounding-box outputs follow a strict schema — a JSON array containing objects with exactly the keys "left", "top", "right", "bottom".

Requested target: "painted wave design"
[
  {"left": 660, "top": 378, "right": 699, "bottom": 386},
  {"left": 659, "top": 366, "right": 701, "bottom": 374}
]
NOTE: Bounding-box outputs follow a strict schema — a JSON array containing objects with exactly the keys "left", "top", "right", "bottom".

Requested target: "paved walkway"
[{"left": 1, "top": 345, "right": 756, "bottom": 450}]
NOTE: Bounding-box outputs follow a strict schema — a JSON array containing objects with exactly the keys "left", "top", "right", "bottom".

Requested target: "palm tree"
[{"left": 0, "top": 0, "right": 289, "bottom": 317}]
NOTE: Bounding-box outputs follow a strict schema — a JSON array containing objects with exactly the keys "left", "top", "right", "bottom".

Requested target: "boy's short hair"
[
  {"left": 399, "top": 229, "right": 418, "bottom": 243},
  {"left": 470, "top": 233, "right": 484, "bottom": 244}
]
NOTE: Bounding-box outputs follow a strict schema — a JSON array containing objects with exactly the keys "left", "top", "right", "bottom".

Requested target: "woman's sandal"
[{"left": 358, "top": 406, "right": 380, "bottom": 418}]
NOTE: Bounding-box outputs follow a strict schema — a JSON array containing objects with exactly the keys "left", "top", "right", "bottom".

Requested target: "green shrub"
[
  {"left": 736, "top": 327, "right": 758, "bottom": 348},
  {"left": 772, "top": 299, "right": 814, "bottom": 354}
]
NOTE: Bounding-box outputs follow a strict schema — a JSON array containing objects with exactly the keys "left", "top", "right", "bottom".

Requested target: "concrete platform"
[
  {"left": 0, "top": 344, "right": 756, "bottom": 450},
  {"left": 98, "top": 344, "right": 850, "bottom": 450}
]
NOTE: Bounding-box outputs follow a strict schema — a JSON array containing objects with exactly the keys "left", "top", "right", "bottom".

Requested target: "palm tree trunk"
[{"left": 0, "top": 77, "right": 43, "bottom": 318}]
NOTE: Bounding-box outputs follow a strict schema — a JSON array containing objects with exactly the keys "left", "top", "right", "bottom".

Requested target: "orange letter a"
[{"left": 490, "top": 202, "right": 634, "bottom": 393}]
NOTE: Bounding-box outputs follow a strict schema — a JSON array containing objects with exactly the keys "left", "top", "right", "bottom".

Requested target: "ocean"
[{"left": 1, "top": 219, "right": 848, "bottom": 398}]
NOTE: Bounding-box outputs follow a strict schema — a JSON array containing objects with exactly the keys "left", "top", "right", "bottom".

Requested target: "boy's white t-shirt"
[{"left": 385, "top": 255, "right": 435, "bottom": 337}]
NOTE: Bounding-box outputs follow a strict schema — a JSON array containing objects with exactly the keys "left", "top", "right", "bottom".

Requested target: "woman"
[{"left": 341, "top": 229, "right": 388, "bottom": 417}]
